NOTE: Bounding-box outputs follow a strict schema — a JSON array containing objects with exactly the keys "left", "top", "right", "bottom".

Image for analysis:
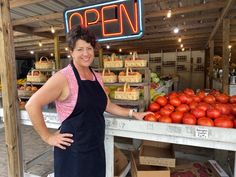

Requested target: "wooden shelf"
[
  {"left": 104, "top": 82, "right": 149, "bottom": 87},
  {"left": 110, "top": 99, "right": 145, "bottom": 106}
]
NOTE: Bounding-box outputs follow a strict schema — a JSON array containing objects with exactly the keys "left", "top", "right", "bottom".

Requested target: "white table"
[{"left": 1, "top": 109, "right": 236, "bottom": 177}]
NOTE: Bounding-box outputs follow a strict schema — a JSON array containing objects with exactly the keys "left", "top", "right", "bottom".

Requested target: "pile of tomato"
[{"left": 145, "top": 88, "right": 236, "bottom": 128}]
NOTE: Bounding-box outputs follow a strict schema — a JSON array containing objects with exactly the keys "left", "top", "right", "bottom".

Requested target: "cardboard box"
[
  {"left": 207, "top": 160, "right": 229, "bottom": 177},
  {"left": 131, "top": 151, "right": 170, "bottom": 177},
  {"left": 114, "top": 146, "right": 129, "bottom": 177},
  {"left": 171, "top": 162, "right": 214, "bottom": 177},
  {"left": 139, "top": 141, "right": 176, "bottom": 168}
]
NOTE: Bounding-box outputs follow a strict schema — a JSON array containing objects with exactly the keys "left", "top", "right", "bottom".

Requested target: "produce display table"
[{"left": 0, "top": 109, "right": 236, "bottom": 177}]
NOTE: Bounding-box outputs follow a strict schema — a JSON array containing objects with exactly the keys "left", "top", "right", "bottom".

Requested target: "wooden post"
[
  {"left": 0, "top": 0, "right": 24, "bottom": 176},
  {"left": 222, "top": 19, "right": 230, "bottom": 94},
  {"left": 99, "top": 48, "right": 103, "bottom": 68},
  {"left": 54, "top": 32, "right": 60, "bottom": 69},
  {"left": 209, "top": 40, "right": 214, "bottom": 89}
]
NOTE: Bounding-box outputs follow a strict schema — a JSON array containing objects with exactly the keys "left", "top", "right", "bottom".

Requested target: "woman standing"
[{"left": 25, "top": 25, "right": 149, "bottom": 177}]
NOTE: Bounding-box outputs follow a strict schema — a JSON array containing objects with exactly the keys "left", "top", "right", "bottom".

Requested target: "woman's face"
[{"left": 70, "top": 39, "right": 94, "bottom": 68}]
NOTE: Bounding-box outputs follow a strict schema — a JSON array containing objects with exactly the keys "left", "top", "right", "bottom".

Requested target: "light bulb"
[{"left": 167, "top": 10, "right": 172, "bottom": 18}]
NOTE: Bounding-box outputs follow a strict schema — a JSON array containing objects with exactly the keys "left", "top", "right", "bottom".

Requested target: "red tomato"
[
  {"left": 209, "top": 89, "right": 220, "bottom": 97},
  {"left": 206, "top": 109, "right": 221, "bottom": 119},
  {"left": 197, "top": 117, "right": 214, "bottom": 127},
  {"left": 197, "top": 102, "right": 210, "bottom": 112},
  {"left": 164, "top": 104, "right": 175, "bottom": 112},
  {"left": 203, "top": 95, "right": 216, "bottom": 104},
  {"left": 196, "top": 90, "right": 206, "bottom": 100},
  {"left": 189, "top": 102, "right": 198, "bottom": 110},
  {"left": 230, "top": 95, "right": 236, "bottom": 103},
  {"left": 148, "top": 102, "right": 160, "bottom": 112},
  {"left": 171, "top": 111, "right": 184, "bottom": 123},
  {"left": 176, "top": 104, "right": 190, "bottom": 113},
  {"left": 159, "top": 116, "right": 172, "bottom": 123},
  {"left": 154, "top": 112, "right": 161, "bottom": 121},
  {"left": 144, "top": 114, "right": 157, "bottom": 122},
  {"left": 178, "top": 93, "right": 188, "bottom": 104},
  {"left": 215, "top": 94, "right": 229, "bottom": 103},
  {"left": 184, "top": 88, "right": 195, "bottom": 96},
  {"left": 215, "top": 104, "right": 231, "bottom": 115},
  {"left": 230, "top": 104, "right": 236, "bottom": 115},
  {"left": 169, "top": 97, "right": 181, "bottom": 107},
  {"left": 183, "top": 113, "right": 197, "bottom": 125},
  {"left": 168, "top": 92, "right": 178, "bottom": 99},
  {"left": 192, "top": 96, "right": 201, "bottom": 103},
  {"left": 185, "top": 95, "right": 193, "bottom": 104},
  {"left": 155, "top": 96, "right": 168, "bottom": 106},
  {"left": 214, "top": 118, "right": 234, "bottom": 128},
  {"left": 191, "top": 108, "right": 206, "bottom": 118},
  {"left": 160, "top": 108, "right": 173, "bottom": 116}
]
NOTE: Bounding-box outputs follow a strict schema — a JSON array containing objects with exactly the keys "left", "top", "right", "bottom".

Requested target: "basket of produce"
[
  {"left": 18, "top": 98, "right": 26, "bottom": 110},
  {"left": 124, "top": 52, "right": 147, "bottom": 67},
  {"left": 101, "top": 68, "right": 117, "bottom": 83},
  {"left": 118, "top": 68, "right": 142, "bottom": 83},
  {"left": 35, "top": 56, "right": 54, "bottom": 69},
  {"left": 18, "top": 83, "right": 38, "bottom": 97},
  {"left": 103, "top": 53, "right": 123, "bottom": 68},
  {"left": 27, "top": 70, "right": 47, "bottom": 83},
  {"left": 114, "top": 83, "right": 140, "bottom": 100}
]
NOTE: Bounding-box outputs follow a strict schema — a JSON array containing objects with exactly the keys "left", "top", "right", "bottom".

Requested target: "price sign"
[{"left": 195, "top": 128, "right": 209, "bottom": 139}]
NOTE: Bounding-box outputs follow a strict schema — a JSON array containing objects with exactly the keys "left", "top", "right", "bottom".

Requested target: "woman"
[{"left": 25, "top": 25, "right": 149, "bottom": 177}]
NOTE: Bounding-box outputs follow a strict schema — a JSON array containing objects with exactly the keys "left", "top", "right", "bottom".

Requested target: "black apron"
[{"left": 54, "top": 61, "right": 107, "bottom": 177}]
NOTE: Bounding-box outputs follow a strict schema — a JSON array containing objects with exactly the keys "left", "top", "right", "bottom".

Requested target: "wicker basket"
[
  {"left": 27, "top": 70, "right": 47, "bottom": 83},
  {"left": 118, "top": 68, "right": 142, "bottom": 83},
  {"left": 125, "top": 52, "right": 147, "bottom": 67},
  {"left": 102, "top": 69, "right": 117, "bottom": 83},
  {"left": 18, "top": 83, "right": 37, "bottom": 97},
  {"left": 35, "top": 56, "right": 54, "bottom": 69},
  {"left": 114, "top": 83, "right": 140, "bottom": 100},
  {"left": 103, "top": 53, "right": 123, "bottom": 68}
]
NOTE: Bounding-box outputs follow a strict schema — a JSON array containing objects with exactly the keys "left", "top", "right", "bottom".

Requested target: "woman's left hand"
[{"left": 132, "top": 111, "right": 153, "bottom": 120}]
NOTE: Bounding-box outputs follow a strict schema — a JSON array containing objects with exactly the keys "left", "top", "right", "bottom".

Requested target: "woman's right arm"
[{"left": 25, "top": 72, "right": 73, "bottom": 149}]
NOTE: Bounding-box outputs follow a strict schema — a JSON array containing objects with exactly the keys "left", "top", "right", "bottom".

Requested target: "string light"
[
  {"left": 50, "top": 53, "right": 54, "bottom": 57},
  {"left": 173, "top": 27, "right": 179, "bottom": 34},
  {"left": 180, "top": 44, "right": 183, "bottom": 48},
  {"left": 30, "top": 50, "right": 34, "bottom": 54},
  {"left": 50, "top": 26, "right": 55, "bottom": 34},
  {"left": 119, "top": 48, "right": 122, "bottom": 52},
  {"left": 106, "top": 45, "right": 110, "bottom": 49},
  {"left": 228, "top": 45, "right": 232, "bottom": 49},
  {"left": 178, "top": 37, "right": 182, "bottom": 43},
  {"left": 67, "top": 55, "right": 71, "bottom": 58},
  {"left": 39, "top": 41, "right": 42, "bottom": 47},
  {"left": 167, "top": 9, "right": 172, "bottom": 18},
  {"left": 65, "top": 47, "right": 68, "bottom": 51},
  {"left": 129, "top": 52, "right": 132, "bottom": 55},
  {"left": 182, "top": 48, "right": 185, "bottom": 51}
]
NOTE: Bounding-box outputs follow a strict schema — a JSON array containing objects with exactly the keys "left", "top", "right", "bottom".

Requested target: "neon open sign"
[{"left": 64, "top": 0, "right": 143, "bottom": 42}]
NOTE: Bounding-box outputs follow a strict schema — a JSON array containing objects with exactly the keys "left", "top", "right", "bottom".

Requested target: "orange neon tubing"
[
  {"left": 69, "top": 12, "right": 84, "bottom": 30},
  {"left": 101, "top": 4, "right": 123, "bottom": 37},
  {"left": 84, "top": 9, "right": 100, "bottom": 27},
  {"left": 120, "top": 2, "right": 138, "bottom": 33}
]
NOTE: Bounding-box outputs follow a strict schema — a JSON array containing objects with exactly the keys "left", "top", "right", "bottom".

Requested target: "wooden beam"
[
  {"left": 14, "top": 36, "right": 46, "bottom": 43},
  {"left": 206, "top": 0, "right": 235, "bottom": 47},
  {"left": 10, "top": 0, "right": 46, "bottom": 8},
  {"left": 209, "top": 40, "right": 214, "bottom": 89},
  {"left": 12, "top": 12, "right": 62, "bottom": 26},
  {"left": 0, "top": 0, "right": 23, "bottom": 176},
  {"left": 145, "top": 1, "right": 225, "bottom": 18},
  {"left": 222, "top": 19, "right": 230, "bottom": 94}
]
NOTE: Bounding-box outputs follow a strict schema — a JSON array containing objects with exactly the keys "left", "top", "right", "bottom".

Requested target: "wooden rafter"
[{"left": 10, "top": 0, "right": 46, "bottom": 8}]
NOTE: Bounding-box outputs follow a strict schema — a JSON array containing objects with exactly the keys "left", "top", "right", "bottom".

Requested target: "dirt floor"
[{"left": 0, "top": 124, "right": 54, "bottom": 177}]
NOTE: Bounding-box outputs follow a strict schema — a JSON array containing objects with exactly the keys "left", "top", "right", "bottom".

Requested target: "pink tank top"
[{"left": 55, "top": 64, "right": 104, "bottom": 122}]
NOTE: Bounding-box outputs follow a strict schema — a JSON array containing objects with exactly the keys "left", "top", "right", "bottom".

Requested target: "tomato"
[
  {"left": 191, "top": 108, "right": 206, "bottom": 118},
  {"left": 215, "top": 104, "right": 231, "bottom": 115},
  {"left": 197, "top": 117, "right": 214, "bottom": 127},
  {"left": 171, "top": 111, "right": 184, "bottom": 123},
  {"left": 192, "top": 96, "right": 201, "bottom": 103},
  {"left": 214, "top": 118, "right": 234, "bottom": 128},
  {"left": 164, "top": 104, "right": 175, "bottom": 112},
  {"left": 148, "top": 102, "right": 160, "bottom": 112},
  {"left": 197, "top": 102, "right": 210, "bottom": 112},
  {"left": 184, "top": 88, "right": 195, "bottom": 96},
  {"left": 155, "top": 96, "right": 168, "bottom": 106},
  {"left": 206, "top": 109, "right": 221, "bottom": 119},
  {"left": 160, "top": 108, "right": 173, "bottom": 116},
  {"left": 168, "top": 92, "right": 178, "bottom": 99},
  {"left": 159, "top": 116, "right": 172, "bottom": 123},
  {"left": 196, "top": 90, "right": 206, "bottom": 100},
  {"left": 154, "top": 112, "right": 161, "bottom": 121},
  {"left": 215, "top": 94, "right": 229, "bottom": 103},
  {"left": 185, "top": 95, "right": 193, "bottom": 104},
  {"left": 230, "top": 95, "right": 236, "bottom": 103},
  {"left": 230, "top": 104, "right": 236, "bottom": 115},
  {"left": 183, "top": 113, "right": 197, "bottom": 125},
  {"left": 169, "top": 97, "right": 181, "bottom": 107},
  {"left": 144, "top": 113, "right": 157, "bottom": 122},
  {"left": 209, "top": 89, "right": 220, "bottom": 97},
  {"left": 189, "top": 102, "right": 198, "bottom": 110},
  {"left": 203, "top": 95, "right": 216, "bottom": 104},
  {"left": 178, "top": 93, "right": 188, "bottom": 104},
  {"left": 176, "top": 104, "right": 190, "bottom": 113}
]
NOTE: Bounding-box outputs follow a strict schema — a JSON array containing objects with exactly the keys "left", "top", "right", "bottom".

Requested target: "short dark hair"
[{"left": 66, "top": 25, "right": 97, "bottom": 51}]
